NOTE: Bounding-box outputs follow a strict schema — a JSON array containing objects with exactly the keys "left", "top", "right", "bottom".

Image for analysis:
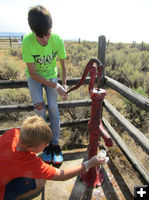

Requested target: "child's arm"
[
  {"left": 26, "top": 63, "right": 67, "bottom": 97},
  {"left": 51, "top": 156, "right": 106, "bottom": 181},
  {"left": 59, "top": 59, "right": 67, "bottom": 88},
  {"left": 27, "top": 63, "right": 57, "bottom": 88}
]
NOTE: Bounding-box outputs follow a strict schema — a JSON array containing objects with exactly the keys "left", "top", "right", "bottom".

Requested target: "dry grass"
[{"left": 0, "top": 49, "right": 26, "bottom": 79}]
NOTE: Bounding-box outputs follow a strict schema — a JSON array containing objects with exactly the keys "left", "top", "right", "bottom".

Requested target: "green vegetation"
[
  {"left": 105, "top": 42, "right": 149, "bottom": 93},
  {"left": 0, "top": 59, "right": 20, "bottom": 80},
  {"left": 123, "top": 87, "right": 149, "bottom": 131}
]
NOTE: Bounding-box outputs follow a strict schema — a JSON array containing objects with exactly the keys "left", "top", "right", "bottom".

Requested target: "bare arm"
[
  {"left": 59, "top": 59, "right": 67, "bottom": 88},
  {"left": 27, "top": 63, "right": 56, "bottom": 88},
  {"left": 51, "top": 156, "right": 106, "bottom": 181},
  {"left": 52, "top": 163, "right": 86, "bottom": 181},
  {"left": 27, "top": 63, "right": 67, "bottom": 98}
]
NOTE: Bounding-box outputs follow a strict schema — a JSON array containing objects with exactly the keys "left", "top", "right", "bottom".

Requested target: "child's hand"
[
  {"left": 56, "top": 83, "right": 67, "bottom": 100},
  {"left": 62, "top": 84, "right": 68, "bottom": 90},
  {"left": 83, "top": 155, "right": 108, "bottom": 171},
  {"left": 62, "top": 85, "right": 68, "bottom": 101}
]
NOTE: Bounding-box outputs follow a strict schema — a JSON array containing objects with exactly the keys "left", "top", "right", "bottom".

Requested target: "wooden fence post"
[
  {"left": 98, "top": 35, "right": 106, "bottom": 87},
  {"left": 9, "top": 36, "right": 12, "bottom": 47}
]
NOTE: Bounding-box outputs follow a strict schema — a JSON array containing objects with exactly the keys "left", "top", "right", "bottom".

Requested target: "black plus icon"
[{"left": 134, "top": 185, "right": 149, "bottom": 200}]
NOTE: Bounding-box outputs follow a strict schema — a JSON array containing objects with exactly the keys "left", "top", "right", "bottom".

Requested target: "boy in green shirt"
[{"left": 22, "top": 5, "right": 67, "bottom": 166}]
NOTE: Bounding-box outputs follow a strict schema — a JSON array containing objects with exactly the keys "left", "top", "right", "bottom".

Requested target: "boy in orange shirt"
[{"left": 0, "top": 115, "right": 106, "bottom": 199}]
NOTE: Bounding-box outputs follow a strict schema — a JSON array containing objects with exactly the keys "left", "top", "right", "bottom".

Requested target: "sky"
[{"left": 0, "top": 0, "right": 149, "bottom": 43}]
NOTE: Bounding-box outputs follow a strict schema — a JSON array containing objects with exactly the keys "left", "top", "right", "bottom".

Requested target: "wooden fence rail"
[
  {"left": 0, "top": 36, "right": 22, "bottom": 48},
  {"left": 0, "top": 118, "right": 89, "bottom": 136},
  {"left": 0, "top": 100, "right": 91, "bottom": 114},
  {"left": 103, "top": 100, "right": 149, "bottom": 155},
  {"left": 103, "top": 117, "right": 149, "bottom": 184},
  {"left": 0, "top": 78, "right": 90, "bottom": 89},
  {"left": 105, "top": 76, "right": 149, "bottom": 111},
  {"left": 1, "top": 76, "right": 149, "bottom": 111}
]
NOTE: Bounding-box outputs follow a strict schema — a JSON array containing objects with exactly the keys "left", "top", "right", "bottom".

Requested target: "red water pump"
[{"left": 67, "top": 58, "right": 113, "bottom": 187}]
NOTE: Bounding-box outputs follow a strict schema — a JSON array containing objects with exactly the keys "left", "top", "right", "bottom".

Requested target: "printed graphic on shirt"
[{"left": 33, "top": 51, "right": 57, "bottom": 66}]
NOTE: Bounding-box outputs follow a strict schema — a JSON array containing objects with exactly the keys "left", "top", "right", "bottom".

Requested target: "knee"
[
  {"left": 35, "top": 102, "right": 45, "bottom": 111},
  {"left": 35, "top": 179, "right": 46, "bottom": 189}
]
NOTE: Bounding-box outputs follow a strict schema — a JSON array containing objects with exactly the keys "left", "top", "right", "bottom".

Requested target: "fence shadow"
[
  {"left": 106, "top": 158, "right": 134, "bottom": 200},
  {"left": 63, "top": 148, "right": 88, "bottom": 162}
]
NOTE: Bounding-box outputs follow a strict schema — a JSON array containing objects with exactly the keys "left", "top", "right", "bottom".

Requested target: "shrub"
[
  {"left": 0, "top": 60, "right": 19, "bottom": 80},
  {"left": 123, "top": 87, "right": 149, "bottom": 131},
  {"left": 9, "top": 47, "right": 22, "bottom": 59},
  {"left": 0, "top": 89, "right": 31, "bottom": 105}
]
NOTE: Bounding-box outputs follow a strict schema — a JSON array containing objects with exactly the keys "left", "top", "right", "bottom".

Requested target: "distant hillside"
[
  {"left": 0, "top": 32, "right": 25, "bottom": 37},
  {"left": 0, "top": 32, "right": 81, "bottom": 41}
]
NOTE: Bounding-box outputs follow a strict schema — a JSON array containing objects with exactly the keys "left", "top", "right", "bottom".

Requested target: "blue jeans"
[{"left": 27, "top": 78, "right": 60, "bottom": 145}]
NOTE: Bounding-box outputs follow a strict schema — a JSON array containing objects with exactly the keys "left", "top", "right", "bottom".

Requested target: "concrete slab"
[{"left": 22, "top": 148, "right": 134, "bottom": 200}]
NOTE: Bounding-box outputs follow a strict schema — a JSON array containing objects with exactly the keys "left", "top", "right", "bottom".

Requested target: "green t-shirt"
[{"left": 22, "top": 32, "right": 66, "bottom": 79}]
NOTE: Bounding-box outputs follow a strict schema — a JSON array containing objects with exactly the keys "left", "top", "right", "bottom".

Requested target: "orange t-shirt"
[{"left": 0, "top": 128, "right": 56, "bottom": 199}]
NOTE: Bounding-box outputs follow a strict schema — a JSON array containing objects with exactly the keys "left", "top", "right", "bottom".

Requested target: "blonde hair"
[{"left": 20, "top": 115, "right": 52, "bottom": 147}]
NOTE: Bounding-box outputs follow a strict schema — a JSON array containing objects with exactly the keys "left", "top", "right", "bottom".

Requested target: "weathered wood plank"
[
  {"left": 2, "top": 76, "right": 149, "bottom": 112},
  {"left": 0, "top": 80, "right": 27, "bottom": 88},
  {"left": 102, "top": 117, "right": 149, "bottom": 184},
  {"left": 0, "top": 118, "right": 89, "bottom": 135},
  {"left": 0, "top": 100, "right": 91, "bottom": 113},
  {"left": 98, "top": 35, "right": 106, "bottom": 87},
  {"left": 0, "top": 78, "right": 91, "bottom": 89},
  {"left": 103, "top": 99, "right": 149, "bottom": 155},
  {"left": 105, "top": 76, "right": 149, "bottom": 111}
]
